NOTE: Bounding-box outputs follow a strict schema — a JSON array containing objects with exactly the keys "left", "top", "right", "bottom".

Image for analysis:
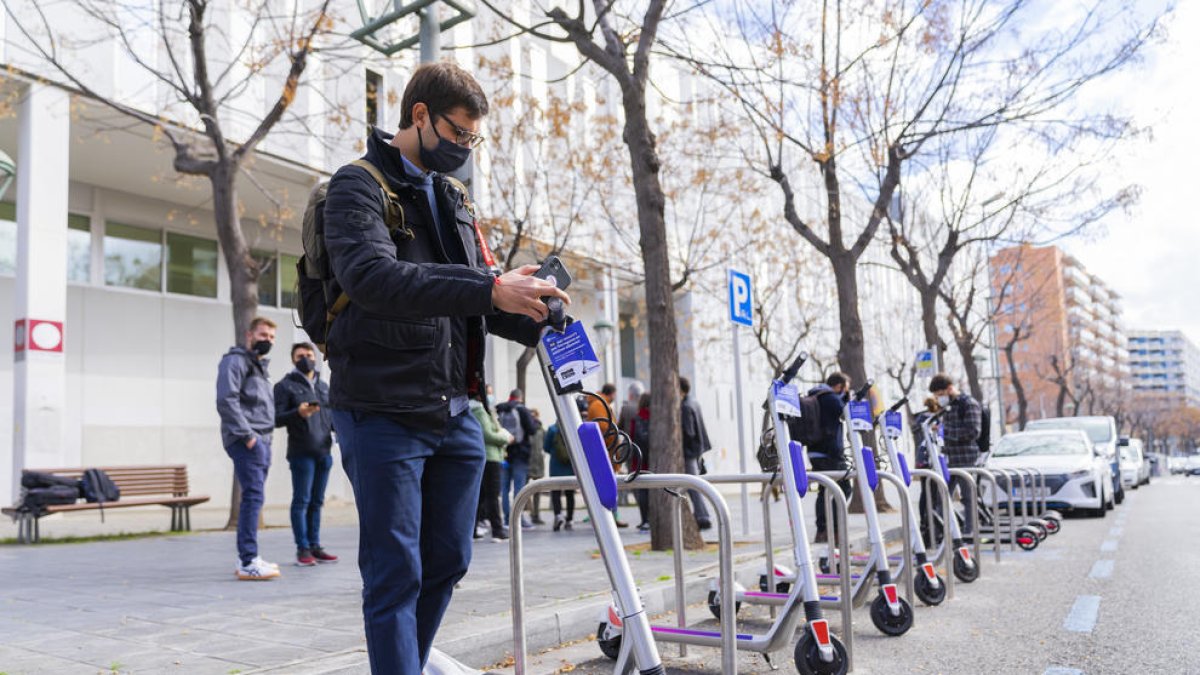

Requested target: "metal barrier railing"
[
  {"left": 509, "top": 474, "right": 736, "bottom": 674},
  {"left": 909, "top": 468, "right": 955, "bottom": 598},
  {"left": 960, "top": 468, "right": 1004, "bottom": 565},
  {"left": 948, "top": 468, "right": 983, "bottom": 571}
]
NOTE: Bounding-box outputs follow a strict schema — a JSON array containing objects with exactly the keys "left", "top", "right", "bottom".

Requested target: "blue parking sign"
[{"left": 728, "top": 269, "right": 753, "bottom": 326}]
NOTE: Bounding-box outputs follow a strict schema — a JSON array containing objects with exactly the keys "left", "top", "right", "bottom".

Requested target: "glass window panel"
[
  {"left": 166, "top": 231, "right": 218, "bottom": 298},
  {"left": 253, "top": 250, "right": 278, "bottom": 306},
  {"left": 0, "top": 202, "right": 15, "bottom": 275},
  {"left": 67, "top": 214, "right": 91, "bottom": 283},
  {"left": 104, "top": 221, "right": 162, "bottom": 291},
  {"left": 279, "top": 253, "right": 299, "bottom": 309}
]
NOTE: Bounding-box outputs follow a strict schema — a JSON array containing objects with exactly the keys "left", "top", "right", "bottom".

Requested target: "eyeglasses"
[{"left": 437, "top": 113, "right": 485, "bottom": 149}]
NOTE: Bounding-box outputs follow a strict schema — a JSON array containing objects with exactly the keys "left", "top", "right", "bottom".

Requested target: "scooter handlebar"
[
  {"left": 853, "top": 380, "right": 874, "bottom": 401},
  {"left": 545, "top": 297, "right": 567, "bottom": 331},
  {"left": 888, "top": 398, "right": 908, "bottom": 413},
  {"left": 779, "top": 351, "right": 809, "bottom": 384}
]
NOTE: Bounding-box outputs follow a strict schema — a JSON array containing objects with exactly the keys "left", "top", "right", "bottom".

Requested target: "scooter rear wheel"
[
  {"left": 1016, "top": 528, "right": 1039, "bottom": 551},
  {"left": 794, "top": 630, "right": 849, "bottom": 675},
  {"left": 869, "top": 594, "right": 914, "bottom": 636},
  {"left": 707, "top": 590, "right": 742, "bottom": 619},
  {"left": 596, "top": 622, "right": 621, "bottom": 660},
  {"left": 953, "top": 552, "right": 980, "bottom": 583},
  {"left": 915, "top": 571, "right": 947, "bottom": 605},
  {"left": 1043, "top": 517, "right": 1061, "bottom": 535}
]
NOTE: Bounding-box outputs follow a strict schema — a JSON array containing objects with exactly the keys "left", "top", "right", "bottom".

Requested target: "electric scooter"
[
  {"left": 876, "top": 400, "right": 948, "bottom": 606},
  {"left": 914, "top": 414, "right": 984, "bottom": 577},
  {"left": 596, "top": 353, "right": 850, "bottom": 674}
]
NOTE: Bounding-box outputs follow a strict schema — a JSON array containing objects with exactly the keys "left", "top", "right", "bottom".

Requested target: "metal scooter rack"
[
  {"left": 959, "top": 468, "right": 1004, "bottom": 564},
  {"left": 508, "top": 474, "right": 737, "bottom": 674}
]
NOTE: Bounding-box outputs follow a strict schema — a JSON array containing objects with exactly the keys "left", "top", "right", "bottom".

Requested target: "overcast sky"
[{"left": 1065, "top": 1, "right": 1200, "bottom": 348}]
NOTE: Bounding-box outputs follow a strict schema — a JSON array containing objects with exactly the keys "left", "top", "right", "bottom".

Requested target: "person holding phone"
[
  {"left": 274, "top": 342, "right": 337, "bottom": 567},
  {"left": 321, "top": 61, "right": 570, "bottom": 674}
]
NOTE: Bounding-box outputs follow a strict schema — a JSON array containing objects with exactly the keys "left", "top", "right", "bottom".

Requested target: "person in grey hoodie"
[{"left": 216, "top": 316, "right": 279, "bottom": 580}]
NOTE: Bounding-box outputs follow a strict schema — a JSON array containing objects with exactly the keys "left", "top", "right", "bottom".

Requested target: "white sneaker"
[
  {"left": 520, "top": 514, "right": 534, "bottom": 530},
  {"left": 237, "top": 559, "right": 281, "bottom": 581},
  {"left": 233, "top": 557, "right": 281, "bottom": 575}
]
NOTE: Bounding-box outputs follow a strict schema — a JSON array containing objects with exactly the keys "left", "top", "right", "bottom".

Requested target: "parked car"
[
  {"left": 1186, "top": 455, "right": 1200, "bottom": 477},
  {"left": 985, "top": 429, "right": 1112, "bottom": 517},
  {"left": 1120, "top": 438, "right": 1150, "bottom": 488},
  {"left": 1026, "top": 416, "right": 1125, "bottom": 505}
]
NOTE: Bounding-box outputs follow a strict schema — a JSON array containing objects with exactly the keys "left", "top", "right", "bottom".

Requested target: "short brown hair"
[
  {"left": 399, "top": 61, "right": 489, "bottom": 129},
  {"left": 248, "top": 316, "right": 277, "bottom": 331},
  {"left": 826, "top": 372, "right": 850, "bottom": 389},
  {"left": 291, "top": 341, "right": 315, "bottom": 357},
  {"left": 929, "top": 373, "right": 953, "bottom": 393}
]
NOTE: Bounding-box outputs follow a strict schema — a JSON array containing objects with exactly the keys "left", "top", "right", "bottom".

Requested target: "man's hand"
[
  {"left": 492, "top": 264, "right": 571, "bottom": 322},
  {"left": 246, "top": 435, "right": 258, "bottom": 449},
  {"left": 299, "top": 402, "right": 319, "bottom": 419}
]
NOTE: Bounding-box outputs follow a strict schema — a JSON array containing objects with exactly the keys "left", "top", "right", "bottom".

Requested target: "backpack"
[
  {"left": 977, "top": 403, "right": 992, "bottom": 454},
  {"left": 552, "top": 426, "right": 571, "bottom": 466},
  {"left": 21, "top": 470, "right": 82, "bottom": 492},
  {"left": 787, "top": 394, "right": 827, "bottom": 447},
  {"left": 20, "top": 485, "right": 80, "bottom": 514},
  {"left": 498, "top": 406, "right": 525, "bottom": 445},
  {"left": 295, "top": 159, "right": 410, "bottom": 353},
  {"left": 756, "top": 409, "right": 780, "bottom": 472},
  {"left": 632, "top": 417, "right": 650, "bottom": 456},
  {"left": 80, "top": 468, "right": 120, "bottom": 522}
]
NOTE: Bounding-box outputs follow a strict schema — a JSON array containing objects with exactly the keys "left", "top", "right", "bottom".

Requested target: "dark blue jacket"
[
  {"left": 216, "top": 347, "right": 274, "bottom": 449},
  {"left": 322, "top": 128, "right": 540, "bottom": 430},
  {"left": 274, "top": 371, "right": 333, "bottom": 460},
  {"left": 495, "top": 400, "right": 540, "bottom": 461},
  {"left": 804, "top": 384, "right": 847, "bottom": 468}
]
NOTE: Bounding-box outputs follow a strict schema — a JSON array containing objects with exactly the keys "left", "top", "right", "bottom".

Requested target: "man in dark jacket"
[
  {"left": 680, "top": 377, "right": 713, "bottom": 530},
  {"left": 322, "top": 62, "right": 568, "bottom": 675},
  {"left": 803, "top": 372, "right": 852, "bottom": 544},
  {"left": 495, "top": 388, "right": 541, "bottom": 530},
  {"left": 929, "top": 373, "right": 982, "bottom": 533},
  {"left": 216, "top": 316, "right": 279, "bottom": 581},
  {"left": 274, "top": 342, "right": 337, "bottom": 567}
]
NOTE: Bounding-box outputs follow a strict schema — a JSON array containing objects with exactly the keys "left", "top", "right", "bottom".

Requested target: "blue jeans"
[
  {"left": 332, "top": 409, "right": 484, "bottom": 675},
  {"left": 500, "top": 455, "right": 529, "bottom": 524},
  {"left": 289, "top": 454, "right": 333, "bottom": 550},
  {"left": 225, "top": 433, "right": 271, "bottom": 565}
]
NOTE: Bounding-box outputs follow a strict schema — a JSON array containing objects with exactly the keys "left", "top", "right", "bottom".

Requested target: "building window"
[
  {"left": 279, "top": 253, "right": 299, "bottom": 308},
  {"left": 253, "top": 250, "right": 278, "bottom": 306},
  {"left": 166, "top": 231, "right": 218, "bottom": 298},
  {"left": 104, "top": 221, "right": 162, "bottom": 291},
  {"left": 366, "top": 69, "right": 383, "bottom": 129},
  {"left": 67, "top": 214, "right": 91, "bottom": 283}
]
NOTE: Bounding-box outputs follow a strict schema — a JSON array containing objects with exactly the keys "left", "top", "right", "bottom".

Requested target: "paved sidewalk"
[{"left": 0, "top": 484, "right": 910, "bottom": 674}]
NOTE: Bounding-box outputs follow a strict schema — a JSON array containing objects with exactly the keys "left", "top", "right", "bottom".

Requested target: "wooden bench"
[{"left": 2, "top": 465, "right": 210, "bottom": 544}]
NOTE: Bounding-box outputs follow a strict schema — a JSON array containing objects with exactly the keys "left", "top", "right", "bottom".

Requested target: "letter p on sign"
[{"left": 728, "top": 269, "right": 753, "bottom": 327}]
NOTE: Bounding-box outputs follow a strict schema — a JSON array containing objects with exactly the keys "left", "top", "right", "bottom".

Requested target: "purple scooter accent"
[
  {"left": 578, "top": 422, "right": 617, "bottom": 510},
  {"left": 789, "top": 441, "right": 809, "bottom": 497},
  {"left": 938, "top": 454, "right": 951, "bottom": 484},
  {"left": 897, "top": 453, "right": 912, "bottom": 486},
  {"left": 861, "top": 447, "right": 879, "bottom": 491},
  {"left": 650, "top": 625, "right": 754, "bottom": 641}
]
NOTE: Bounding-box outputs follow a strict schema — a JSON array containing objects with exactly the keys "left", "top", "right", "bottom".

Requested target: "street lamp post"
[{"left": 593, "top": 318, "right": 615, "bottom": 384}]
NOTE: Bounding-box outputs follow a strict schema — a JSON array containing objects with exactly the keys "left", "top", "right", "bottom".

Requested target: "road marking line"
[
  {"left": 1064, "top": 595, "right": 1101, "bottom": 632},
  {"left": 1089, "top": 560, "right": 1114, "bottom": 579},
  {"left": 1100, "top": 539, "right": 1118, "bottom": 552},
  {"left": 1044, "top": 668, "right": 1084, "bottom": 675},
  {"left": 1108, "top": 527, "right": 1123, "bottom": 537}
]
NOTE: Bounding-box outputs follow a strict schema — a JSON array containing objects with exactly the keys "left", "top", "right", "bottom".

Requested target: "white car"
[
  {"left": 1120, "top": 438, "right": 1149, "bottom": 488},
  {"left": 985, "top": 429, "right": 1112, "bottom": 517}
]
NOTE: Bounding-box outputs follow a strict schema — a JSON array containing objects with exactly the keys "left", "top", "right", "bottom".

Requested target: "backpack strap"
[{"left": 443, "top": 176, "right": 497, "bottom": 269}]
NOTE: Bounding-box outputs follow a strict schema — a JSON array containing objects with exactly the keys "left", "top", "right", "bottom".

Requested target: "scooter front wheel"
[
  {"left": 915, "top": 572, "right": 947, "bottom": 605},
  {"left": 953, "top": 552, "right": 980, "bottom": 583},
  {"left": 707, "top": 590, "right": 742, "bottom": 619},
  {"left": 869, "top": 594, "right": 914, "bottom": 636},
  {"left": 596, "top": 622, "right": 621, "bottom": 660},
  {"left": 758, "top": 573, "right": 791, "bottom": 594},
  {"left": 794, "top": 631, "right": 849, "bottom": 675}
]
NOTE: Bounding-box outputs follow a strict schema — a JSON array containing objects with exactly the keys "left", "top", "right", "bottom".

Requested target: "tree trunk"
[
  {"left": 618, "top": 87, "right": 703, "bottom": 552},
  {"left": 919, "top": 289, "right": 944, "bottom": 366},
  {"left": 515, "top": 346, "right": 536, "bottom": 396},
  {"left": 958, "top": 338, "right": 985, "bottom": 403},
  {"left": 830, "top": 251, "right": 868, "bottom": 387},
  {"left": 1003, "top": 342, "right": 1028, "bottom": 430},
  {"left": 209, "top": 166, "right": 263, "bottom": 532}
]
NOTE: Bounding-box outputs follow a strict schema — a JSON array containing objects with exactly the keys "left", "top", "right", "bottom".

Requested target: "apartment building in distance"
[
  {"left": 990, "top": 244, "right": 1131, "bottom": 424},
  {"left": 1128, "top": 330, "right": 1200, "bottom": 409}
]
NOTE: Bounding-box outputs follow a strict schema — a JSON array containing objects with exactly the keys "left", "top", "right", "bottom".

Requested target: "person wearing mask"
[
  {"left": 470, "top": 391, "right": 512, "bottom": 542},
  {"left": 496, "top": 388, "right": 541, "bottom": 529},
  {"left": 629, "top": 392, "right": 653, "bottom": 531},
  {"left": 587, "top": 383, "right": 628, "bottom": 527},
  {"left": 216, "top": 316, "right": 280, "bottom": 581},
  {"left": 929, "top": 373, "right": 982, "bottom": 534},
  {"left": 526, "top": 409, "right": 547, "bottom": 525},
  {"left": 274, "top": 342, "right": 338, "bottom": 567},
  {"left": 679, "top": 377, "right": 713, "bottom": 530},
  {"left": 321, "top": 61, "right": 570, "bottom": 674},
  {"left": 802, "top": 372, "right": 853, "bottom": 545}
]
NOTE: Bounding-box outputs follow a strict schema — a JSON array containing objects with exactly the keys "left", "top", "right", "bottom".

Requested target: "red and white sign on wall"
[{"left": 14, "top": 319, "right": 64, "bottom": 353}]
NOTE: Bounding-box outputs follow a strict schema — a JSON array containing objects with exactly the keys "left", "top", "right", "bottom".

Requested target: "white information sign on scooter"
[
  {"left": 541, "top": 321, "right": 601, "bottom": 388},
  {"left": 884, "top": 410, "right": 903, "bottom": 438},
  {"left": 848, "top": 400, "right": 874, "bottom": 432}
]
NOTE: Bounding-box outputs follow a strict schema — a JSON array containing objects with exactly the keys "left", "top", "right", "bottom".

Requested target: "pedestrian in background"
[
  {"left": 274, "top": 342, "right": 338, "bottom": 567},
  {"left": 545, "top": 421, "right": 576, "bottom": 531},
  {"left": 587, "top": 383, "right": 628, "bottom": 527},
  {"left": 679, "top": 377, "right": 713, "bottom": 530},
  {"left": 216, "top": 316, "right": 280, "bottom": 581},
  {"left": 526, "top": 408, "right": 547, "bottom": 525},
  {"left": 929, "top": 373, "right": 982, "bottom": 534},
  {"left": 802, "top": 372, "right": 853, "bottom": 545},
  {"left": 471, "top": 391, "right": 512, "bottom": 542},
  {"left": 629, "top": 392, "right": 652, "bottom": 531},
  {"left": 496, "top": 389, "right": 541, "bottom": 529}
]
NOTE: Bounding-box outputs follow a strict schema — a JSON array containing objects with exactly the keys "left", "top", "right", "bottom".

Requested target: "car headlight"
[{"left": 1068, "top": 470, "right": 1091, "bottom": 480}]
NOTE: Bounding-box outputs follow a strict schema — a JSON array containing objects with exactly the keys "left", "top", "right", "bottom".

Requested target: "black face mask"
[
  {"left": 418, "top": 122, "right": 472, "bottom": 173},
  {"left": 251, "top": 339, "right": 272, "bottom": 357},
  {"left": 295, "top": 356, "right": 314, "bottom": 374}
]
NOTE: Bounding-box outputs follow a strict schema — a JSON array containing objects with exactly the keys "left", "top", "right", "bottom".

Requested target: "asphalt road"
[{"left": 500, "top": 475, "right": 1200, "bottom": 674}]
